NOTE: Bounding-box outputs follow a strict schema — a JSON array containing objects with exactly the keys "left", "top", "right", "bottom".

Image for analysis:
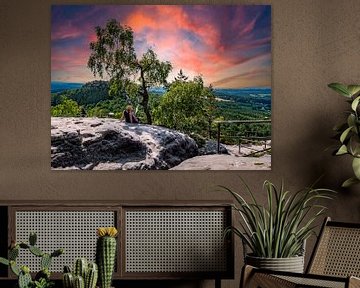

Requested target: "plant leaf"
[
  {"left": 328, "top": 83, "right": 351, "bottom": 97},
  {"left": 10, "top": 261, "right": 20, "bottom": 276},
  {"left": 347, "top": 114, "right": 356, "bottom": 129},
  {"left": 351, "top": 96, "right": 360, "bottom": 111},
  {"left": 348, "top": 135, "right": 360, "bottom": 156},
  {"left": 342, "top": 177, "right": 360, "bottom": 188},
  {"left": 336, "top": 145, "right": 348, "bottom": 155},
  {"left": 340, "top": 126, "right": 353, "bottom": 143},
  {"left": 0, "top": 257, "right": 9, "bottom": 266},
  {"left": 222, "top": 180, "right": 335, "bottom": 258},
  {"left": 352, "top": 157, "right": 360, "bottom": 179},
  {"left": 347, "top": 85, "right": 360, "bottom": 97}
]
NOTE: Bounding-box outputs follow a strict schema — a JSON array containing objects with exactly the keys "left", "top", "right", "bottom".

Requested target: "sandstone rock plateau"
[{"left": 51, "top": 117, "right": 198, "bottom": 170}]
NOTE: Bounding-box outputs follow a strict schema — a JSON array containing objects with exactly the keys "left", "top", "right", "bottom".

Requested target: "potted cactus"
[
  {"left": 96, "top": 227, "right": 118, "bottom": 288},
  {"left": 0, "top": 232, "right": 64, "bottom": 288},
  {"left": 62, "top": 258, "right": 98, "bottom": 288}
]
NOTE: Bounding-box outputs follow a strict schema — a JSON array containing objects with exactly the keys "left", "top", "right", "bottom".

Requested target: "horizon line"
[{"left": 51, "top": 81, "right": 271, "bottom": 90}]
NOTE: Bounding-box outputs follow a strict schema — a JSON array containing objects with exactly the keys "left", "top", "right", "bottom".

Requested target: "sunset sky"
[{"left": 51, "top": 5, "right": 271, "bottom": 89}]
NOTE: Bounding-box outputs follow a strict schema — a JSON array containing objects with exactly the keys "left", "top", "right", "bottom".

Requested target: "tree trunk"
[
  {"left": 142, "top": 90, "right": 152, "bottom": 125},
  {"left": 139, "top": 67, "right": 152, "bottom": 124}
]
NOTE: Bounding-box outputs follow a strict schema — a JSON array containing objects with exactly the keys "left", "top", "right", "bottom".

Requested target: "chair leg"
[
  {"left": 215, "top": 278, "right": 221, "bottom": 288},
  {"left": 249, "top": 273, "right": 296, "bottom": 288},
  {"left": 349, "top": 276, "right": 360, "bottom": 288},
  {"left": 240, "top": 265, "right": 255, "bottom": 288},
  {"left": 240, "top": 265, "right": 296, "bottom": 288}
]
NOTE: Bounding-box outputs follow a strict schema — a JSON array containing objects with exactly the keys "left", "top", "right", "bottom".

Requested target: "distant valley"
[
  {"left": 51, "top": 80, "right": 271, "bottom": 144},
  {"left": 51, "top": 82, "right": 84, "bottom": 93}
]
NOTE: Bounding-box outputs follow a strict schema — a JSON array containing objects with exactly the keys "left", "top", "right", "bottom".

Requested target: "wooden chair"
[{"left": 241, "top": 217, "right": 360, "bottom": 288}]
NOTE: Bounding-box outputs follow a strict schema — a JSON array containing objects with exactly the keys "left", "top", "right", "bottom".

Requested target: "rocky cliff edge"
[{"left": 51, "top": 117, "right": 198, "bottom": 170}]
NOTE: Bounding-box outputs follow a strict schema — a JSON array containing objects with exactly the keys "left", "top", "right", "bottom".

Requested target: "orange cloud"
[
  {"left": 51, "top": 5, "right": 271, "bottom": 87},
  {"left": 52, "top": 46, "right": 90, "bottom": 72}
]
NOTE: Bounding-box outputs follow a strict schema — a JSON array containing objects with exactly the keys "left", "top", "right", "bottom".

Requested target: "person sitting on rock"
[{"left": 121, "top": 105, "right": 139, "bottom": 124}]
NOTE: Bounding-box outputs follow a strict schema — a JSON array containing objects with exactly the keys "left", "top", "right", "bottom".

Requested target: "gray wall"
[{"left": 1, "top": 0, "right": 360, "bottom": 287}]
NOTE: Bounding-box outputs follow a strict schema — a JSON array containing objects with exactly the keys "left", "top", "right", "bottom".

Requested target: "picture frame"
[{"left": 51, "top": 4, "right": 271, "bottom": 171}]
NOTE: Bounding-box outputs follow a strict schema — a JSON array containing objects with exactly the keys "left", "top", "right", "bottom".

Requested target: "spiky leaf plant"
[{"left": 222, "top": 179, "right": 335, "bottom": 258}]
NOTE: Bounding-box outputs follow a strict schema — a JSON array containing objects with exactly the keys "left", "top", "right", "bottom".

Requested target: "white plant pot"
[{"left": 245, "top": 254, "right": 305, "bottom": 273}]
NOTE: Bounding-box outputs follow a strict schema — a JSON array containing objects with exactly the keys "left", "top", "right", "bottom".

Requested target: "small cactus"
[
  {"left": 21, "top": 265, "right": 30, "bottom": 274},
  {"left": 35, "top": 268, "right": 50, "bottom": 281},
  {"left": 18, "top": 269, "right": 32, "bottom": 288},
  {"left": 41, "top": 253, "right": 52, "bottom": 270},
  {"left": 63, "top": 272, "right": 74, "bottom": 288},
  {"left": 29, "top": 245, "right": 44, "bottom": 257},
  {"left": 64, "top": 265, "right": 72, "bottom": 273},
  {"left": 9, "top": 246, "right": 19, "bottom": 260},
  {"left": 10, "top": 260, "right": 20, "bottom": 276},
  {"left": 96, "top": 227, "right": 118, "bottom": 288},
  {"left": 85, "top": 262, "right": 98, "bottom": 288},
  {"left": 0, "top": 232, "right": 63, "bottom": 288},
  {"left": 74, "top": 275, "right": 85, "bottom": 288},
  {"left": 29, "top": 232, "right": 37, "bottom": 246},
  {"left": 74, "top": 258, "right": 88, "bottom": 279},
  {"left": 62, "top": 265, "right": 74, "bottom": 288},
  {"left": 0, "top": 257, "right": 9, "bottom": 266},
  {"left": 51, "top": 248, "right": 64, "bottom": 257},
  {"left": 63, "top": 259, "right": 98, "bottom": 288}
]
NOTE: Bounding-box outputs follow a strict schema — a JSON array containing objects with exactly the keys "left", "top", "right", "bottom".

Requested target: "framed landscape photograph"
[{"left": 51, "top": 4, "right": 271, "bottom": 170}]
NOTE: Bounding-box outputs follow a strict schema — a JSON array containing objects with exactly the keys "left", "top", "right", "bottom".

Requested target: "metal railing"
[{"left": 214, "top": 119, "right": 271, "bottom": 154}]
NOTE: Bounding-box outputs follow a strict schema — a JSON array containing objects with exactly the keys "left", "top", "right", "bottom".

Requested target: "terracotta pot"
[{"left": 245, "top": 254, "right": 305, "bottom": 273}]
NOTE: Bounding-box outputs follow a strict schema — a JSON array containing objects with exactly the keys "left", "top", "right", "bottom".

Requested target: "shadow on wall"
[{"left": 300, "top": 110, "right": 360, "bottom": 220}]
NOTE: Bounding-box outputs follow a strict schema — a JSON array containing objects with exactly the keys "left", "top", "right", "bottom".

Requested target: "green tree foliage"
[
  {"left": 51, "top": 81, "right": 109, "bottom": 107},
  {"left": 51, "top": 96, "right": 81, "bottom": 117},
  {"left": 153, "top": 74, "right": 216, "bottom": 137},
  {"left": 212, "top": 89, "right": 271, "bottom": 143},
  {"left": 86, "top": 99, "right": 125, "bottom": 118},
  {"left": 87, "top": 19, "right": 172, "bottom": 124}
]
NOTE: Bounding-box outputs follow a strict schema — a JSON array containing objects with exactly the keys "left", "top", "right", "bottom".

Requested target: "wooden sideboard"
[{"left": 0, "top": 201, "right": 234, "bottom": 288}]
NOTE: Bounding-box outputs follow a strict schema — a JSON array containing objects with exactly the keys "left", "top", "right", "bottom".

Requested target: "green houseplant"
[
  {"left": 0, "top": 232, "right": 63, "bottom": 288},
  {"left": 328, "top": 83, "right": 360, "bottom": 187},
  {"left": 222, "top": 179, "right": 334, "bottom": 272}
]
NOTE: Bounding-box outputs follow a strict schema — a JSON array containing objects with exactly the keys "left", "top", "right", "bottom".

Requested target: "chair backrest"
[{"left": 307, "top": 217, "right": 360, "bottom": 277}]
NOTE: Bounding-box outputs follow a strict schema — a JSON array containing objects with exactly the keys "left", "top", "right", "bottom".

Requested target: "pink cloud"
[
  {"left": 51, "top": 46, "right": 90, "bottom": 73},
  {"left": 120, "top": 7, "right": 225, "bottom": 80},
  {"left": 125, "top": 6, "right": 221, "bottom": 50},
  {"left": 52, "top": 26, "right": 82, "bottom": 41},
  {"left": 51, "top": 5, "right": 271, "bottom": 87},
  {"left": 239, "top": 17, "right": 258, "bottom": 37},
  {"left": 121, "top": 5, "right": 271, "bottom": 82}
]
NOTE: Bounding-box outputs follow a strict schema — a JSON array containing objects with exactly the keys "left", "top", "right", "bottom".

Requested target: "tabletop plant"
[
  {"left": 62, "top": 258, "right": 98, "bottom": 288},
  {"left": 222, "top": 179, "right": 335, "bottom": 259},
  {"left": 96, "top": 227, "right": 118, "bottom": 288},
  {"left": 328, "top": 83, "right": 360, "bottom": 187},
  {"left": 0, "top": 232, "right": 64, "bottom": 288}
]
